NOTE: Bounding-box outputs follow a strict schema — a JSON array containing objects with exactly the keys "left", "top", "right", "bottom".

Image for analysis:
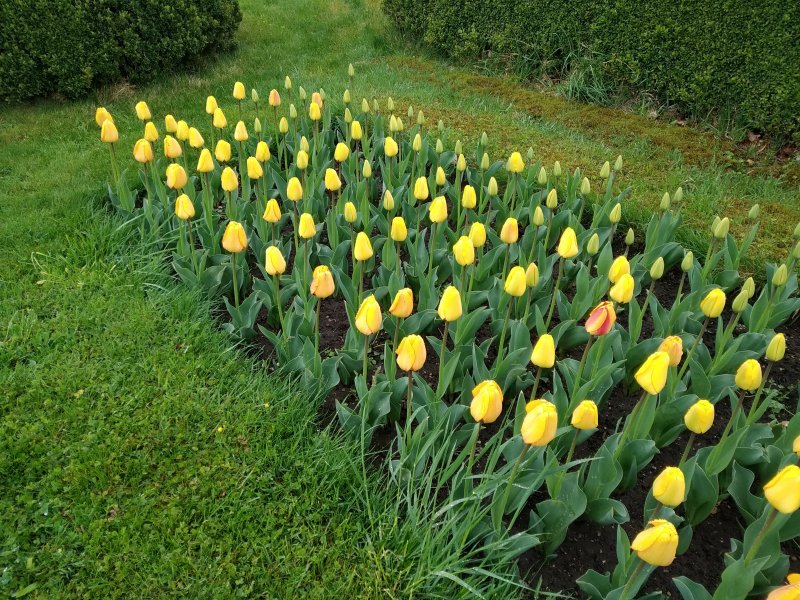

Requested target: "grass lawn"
[{"left": 1, "top": 0, "right": 797, "bottom": 596}]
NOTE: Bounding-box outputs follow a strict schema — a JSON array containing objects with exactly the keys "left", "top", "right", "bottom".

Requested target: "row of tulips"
[{"left": 94, "top": 66, "right": 800, "bottom": 598}]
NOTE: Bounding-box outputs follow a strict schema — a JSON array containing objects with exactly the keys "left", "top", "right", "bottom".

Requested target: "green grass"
[{"left": 1, "top": 0, "right": 796, "bottom": 596}]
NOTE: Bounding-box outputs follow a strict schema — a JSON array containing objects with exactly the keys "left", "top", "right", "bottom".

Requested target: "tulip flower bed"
[{"left": 94, "top": 67, "right": 800, "bottom": 599}]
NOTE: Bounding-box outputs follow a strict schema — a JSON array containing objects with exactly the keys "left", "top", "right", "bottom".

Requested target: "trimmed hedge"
[
  {"left": 0, "top": 0, "right": 242, "bottom": 101},
  {"left": 383, "top": 0, "right": 800, "bottom": 141}
]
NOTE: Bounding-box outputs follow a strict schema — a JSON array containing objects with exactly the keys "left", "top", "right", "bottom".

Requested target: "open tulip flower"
[{"left": 96, "top": 73, "right": 800, "bottom": 598}]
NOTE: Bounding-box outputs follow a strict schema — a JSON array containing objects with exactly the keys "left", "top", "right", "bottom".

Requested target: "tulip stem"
[
  {"left": 590, "top": 334, "right": 608, "bottom": 381},
  {"left": 498, "top": 445, "right": 529, "bottom": 532},
  {"left": 406, "top": 371, "right": 414, "bottom": 429},
  {"left": 357, "top": 261, "right": 364, "bottom": 303},
  {"left": 509, "top": 172, "right": 517, "bottom": 213},
  {"left": 314, "top": 297, "right": 321, "bottom": 362},
  {"left": 545, "top": 259, "right": 564, "bottom": 330},
  {"left": 395, "top": 241, "right": 401, "bottom": 276},
  {"left": 271, "top": 274, "right": 284, "bottom": 340},
  {"left": 615, "top": 390, "right": 649, "bottom": 459},
  {"left": 618, "top": 558, "right": 645, "bottom": 600},
  {"left": 392, "top": 316, "right": 401, "bottom": 380},
  {"left": 744, "top": 507, "right": 778, "bottom": 565},
  {"left": 495, "top": 301, "right": 513, "bottom": 375},
  {"left": 677, "top": 317, "right": 708, "bottom": 382},
  {"left": 501, "top": 244, "right": 511, "bottom": 282},
  {"left": 465, "top": 422, "right": 481, "bottom": 481},
  {"left": 522, "top": 289, "right": 533, "bottom": 322},
  {"left": 438, "top": 320, "right": 450, "bottom": 394},
  {"left": 187, "top": 221, "right": 199, "bottom": 276},
  {"left": 428, "top": 223, "right": 437, "bottom": 277},
  {"left": 679, "top": 433, "right": 695, "bottom": 466},
  {"left": 363, "top": 334, "right": 369, "bottom": 381},
  {"left": 553, "top": 429, "right": 580, "bottom": 498},
  {"left": 709, "top": 388, "right": 747, "bottom": 465},
  {"left": 673, "top": 271, "right": 686, "bottom": 307},
  {"left": 573, "top": 335, "right": 594, "bottom": 398},
  {"left": 544, "top": 213, "right": 553, "bottom": 250},
  {"left": 231, "top": 253, "right": 240, "bottom": 308},
  {"left": 304, "top": 239, "right": 309, "bottom": 302},
  {"left": 701, "top": 238, "right": 716, "bottom": 280},
  {"left": 527, "top": 222, "right": 540, "bottom": 265},
  {"left": 529, "top": 367, "right": 543, "bottom": 404},
  {"left": 293, "top": 203, "right": 300, "bottom": 262},
  {"left": 716, "top": 311, "right": 741, "bottom": 359},
  {"left": 746, "top": 361, "right": 773, "bottom": 424}
]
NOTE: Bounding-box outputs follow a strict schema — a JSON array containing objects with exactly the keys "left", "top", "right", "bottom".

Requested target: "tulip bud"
[
  {"left": 521, "top": 399, "right": 558, "bottom": 446},
  {"left": 480, "top": 131, "right": 489, "bottom": 146},
  {"left": 354, "top": 231, "right": 373, "bottom": 261},
  {"left": 255, "top": 140, "right": 270, "bottom": 162},
  {"left": 557, "top": 227, "right": 579, "bottom": 259},
  {"left": 324, "top": 168, "right": 342, "bottom": 192},
  {"left": 487, "top": 177, "right": 498, "bottom": 196},
  {"left": 764, "top": 465, "right": 800, "bottom": 514},
  {"left": 461, "top": 185, "right": 477, "bottom": 209},
  {"left": 453, "top": 236, "right": 475, "bottom": 266},
  {"left": 470, "top": 380, "right": 504, "bottom": 424},
  {"left": 344, "top": 202, "right": 357, "bottom": 224},
  {"left": 681, "top": 251, "right": 694, "bottom": 272},
  {"left": 196, "top": 149, "right": 214, "bottom": 173},
  {"left": 372, "top": 98, "right": 379, "bottom": 113},
  {"left": 164, "top": 114, "right": 177, "bottom": 133},
  {"left": 135, "top": 101, "right": 151, "bottom": 121},
  {"left": 572, "top": 400, "right": 598, "bottom": 430},
  {"left": 748, "top": 203, "right": 760, "bottom": 220},
  {"left": 773, "top": 264, "right": 788, "bottom": 287},
  {"left": 213, "top": 108, "right": 227, "bottom": 129},
  {"left": 253, "top": 117, "right": 262, "bottom": 134},
  {"left": 429, "top": 196, "right": 448, "bottom": 223},
  {"left": 412, "top": 133, "right": 422, "bottom": 152},
  {"left": 417, "top": 110, "right": 425, "bottom": 126},
  {"left": 396, "top": 335, "right": 426, "bottom": 372},
  {"left": 684, "top": 400, "right": 714, "bottom": 434},
  {"left": 390, "top": 216, "right": 407, "bottom": 242},
  {"left": 233, "top": 81, "right": 245, "bottom": 100},
  {"left": 215, "top": 139, "right": 232, "bottom": 163},
  {"left": 600, "top": 161, "right": 610, "bottom": 179},
  {"left": 660, "top": 192, "right": 671, "bottom": 211},
  {"left": 553, "top": 161, "right": 562, "bottom": 177},
  {"left": 546, "top": 189, "right": 558, "bottom": 210},
  {"left": 176, "top": 120, "right": 189, "bottom": 141},
  {"left": 742, "top": 277, "right": 757, "bottom": 298},
  {"left": 608, "top": 256, "right": 630, "bottom": 283},
  {"left": 794, "top": 240, "right": 800, "bottom": 259},
  {"left": 348, "top": 63, "right": 355, "bottom": 77},
  {"left": 351, "top": 120, "right": 363, "bottom": 140},
  {"left": 631, "top": 520, "right": 678, "bottom": 567},
  {"left": 387, "top": 97, "right": 394, "bottom": 112},
  {"left": 587, "top": 233, "right": 600, "bottom": 256},
  {"left": 362, "top": 160, "right": 372, "bottom": 178},
  {"left": 526, "top": 147, "right": 534, "bottom": 161},
  {"left": 342, "top": 89, "right": 351, "bottom": 105},
  {"left": 296, "top": 150, "right": 309, "bottom": 170},
  {"left": 650, "top": 256, "right": 665, "bottom": 280},
  {"left": 175, "top": 194, "right": 195, "bottom": 221},
  {"left": 298, "top": 213, "right": 316, "bottom": 239},
  {"left": 278, "top": 117, "right": 288, "bottom": 134},
  {"left": 456, "top": 154, "right": 466, "bottom": 172},
  {"left": 100, "top": 120, "right": 119, "bottom": 144},
  {"left": 585, "top": 301, "right": 616, "bottom": 336},
  {"left": 361, "top": 98, "right": 370, "bottom": 113},
  {"left": 624, "top": 228, "right": 635, "bottom": 246},
  {"left": 580, "top": 177, "right": 591, "bottom": 195},
  {"left": 525, "top": 262, "right": 539, "bottom": 287},
  {"left": 389, "top": 115, "right": 399, "bottom": 132},
  {"left": 700, "top": 288, "right": 726, "bottom": 318},
  {"left": 264, "top": 246, "right": 287, "bottom": 276},
  {"left": 310, "top": 265, "right": 335, "bottom": 299},
  {"left": 133, "top": 139, "right": 154, "bottom": 163},
  {"left": 205, "top": 96, "right": 218, "bottom": 115},
  {"left": 673, "top": 187, "right": 683, "bottom": 203},
  {"left": 384, "top": 136, "right": 398, "bottom": 157},
  {"left": 389, "top": 288, "right": 414, "bottom": 318},
  {"left": 309, "top": 101, "right": 321, "bottom": 121},
  {"left": 165, "top": 163, "right": 188, "bottom": 189},
  {"left": 766, "top": 333, "right": 786, "bottom": 362},
  {"left": 713, "top": 216, "right": 730, "bottom": 239},
  {"left": 251, "top": 88, "right": 259, "bottom": 104},
  {"left": 504, "top": 266, "right": 527, "bottom": 297},
  {"left": 437, "top": 286, "right": 462, "bottom": 322},
  {"left": 221, "top": 221, "right": 247, "bottom": 253},
  {"left": 530, "top": 333, "right": 555, "bottom": 368},
  {"left": 735, "top": 358, "right": 762, "bottom": 391},
  {"left": 334, "top": 142, "right": 350, "bottom": 163},
  {"left": 653, "top": 467, "right": 685, "bottom": 507},
  {"left": 262, "top": 199, "right": 281, "bottom": 223},
  {"left": 220, "top": 166, "right": 238, "bottom": 193},
  {"left": 289, "top": 104, "right": 298, "bottom": 119},
  {"left": 95, "top": 106, "right": 113, "bottom": 127},
  {"left": 609, "top": 273, "right": 635, "bottom": 304},
  {"left": 413, "top": 176, "right": 429, "bottom": 201},
  {"left": 609, "top": 203, "right": 622, "bottom": 224},
  {"left": 383, "top": 190, "right": 394, "bottom": 211},
  {"left": 469, "top": 222, "right": 486, "bottom": 248},
  {"left": 234, "top": 120, "right": 248, "bottom": 142},
  {"left": 533, "top": 206, "right": 545, "bottom": 226},
  {"left": 537, "top": 167, "right": 547, "bottom": 186},
  {"left": 144, "top": 121, "right": 158, "bottom": 142},
  {"left": 435, "top": 138, "right": 444, "bottom": 154},
  {"left": 507, "top": 151, "right": 525, "bottom": 173},
  {"left": 298, "top": 86, "right": 306, "bottom": 101},
  {"left": 731, "top": 290, "right": 749, "bottom": 313},
  {"left": 300, "top": 136, "right": 309, "bottom": 153},
  {"left": 635, "top": 351, "right": 670, "bottom": 395},
  {"left": 480, "top": 152, "right": 490, "bottom": 170},
  {"left": 355, "top": 294, "right": 382, "bottom": 336},
  {"left": 657, "top": 336, "right": 683, "bottom": 367},
  {"left": 614, "top": 155, "right": 623, "bottom": 171}
]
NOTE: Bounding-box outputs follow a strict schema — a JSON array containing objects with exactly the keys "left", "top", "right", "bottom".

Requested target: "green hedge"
[
  {"left": 0, "top": 0, "right": 242, "bottom": 101},
  {"left": 382, "top": 0, "right": 800, "bottom": 141}
]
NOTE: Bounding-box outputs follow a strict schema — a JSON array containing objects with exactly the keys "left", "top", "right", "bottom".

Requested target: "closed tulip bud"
[
  {"left": 469, "top": 222, "right": 486, "bottom": 248},
  {"left": 609, "top": 202, "right": 622, "bottom": 224},
  {"left": 524, "top": 147, "right": 533, "bottom": 160},
  {"left": 189, "top": 127, "right": 204, "bottom": 149},
  {"left": 284, "top": 75, "right": 292, "bottom": 91},
  {"left": 310, "top": 265, "right": 335, "bottom": 299},
  {"left": 205, "top": 95, "right": 218, "bottom": 115},
  {"left": 133, "top": 139, "right": 154, "bottom": 163},
  {"left": 747, "top": 203, "right": 760, "bottom": 220},
  {"left": 507, "top": 151, "right": 525, "bottom": 173},
  {"left": 735, "top": 359, "right": 762, "bottom": 391},
  {"left": 135, "top": 101, "right": 151, "bottom": 121},
  {"left": 355, "top": 294, "right": 382, "bottom": 336},
  {"left": 215, "top": 139, "right": 232, "bottom": 163},
  {"left": 386, "top": 97, "right": 394, "bottom": 112},
  {"left": 342, "top": 89, "right": 351, "bottom": 105},
  {"left": 165, "top": 163, "right": 188, "bottom": 189},
  {"left": 437, "top": 286, "right": 462, "bottom": 322},
  {"left": 384, "top": 135, "right": 398, "bottom": 157},
  {"left": 613, "top": 154, "right": 623, "bottom": 171},
  {"left": 95, "top": 106, "right": 113, "bottom": 127},
  {"left": 298, "top": 213, "right": 316, "bottom": 238},
  {"left": 456, "top": 154, "right": 466, "bottom": 172},
  {"left": 164, "top": 135, "right": 182, "bottom": 159},
  {"left": 164, "top": 114, "right": 177, "bottom": 133},
  {"left": 276, "top": 117, "right": 287, "bottom": 134},
  {"left": 732, "top": 290, "right": 749, "bottom": 313},
  {"left": 572, "top": 400, "right": 598, "bottom": 430},
  {"left": 295, "top": 149, "right": 309, "bottom": 170},
  {"left": 246, "top": 157, "right": 263, "bottom": 180},
  {"left": 389, "top": 288, "right": 414, "bottom": 318},
  {"left": 660, "top": 192, "right": 671, "bottom": 211},
  {"left": 713, "top": 216, "right": 730, "bottom": 239},
  {"left": 350, "top": 120, "right": 363, "bottom": 141},
  {"left": 437, "top": 119, "right": 444, "bottom": 132},
  {"left": 255, "top": 140, "right": 270, "bottom": 162},
  {"left": 553, "top": 161, "right": 562, "bottom": 177},
  {"left": 766, "top": 333, "right": 786, "bottom": 362},
  {"left": 530, "top": 333, "right": 555, "bottom": 368},
  {"left": 557, "top": 227, "right": 579, "bottom": 258},
  {"left": 500, "top": 217, "right": 519, "bottom": 244},
  {"left": 416, "top": 109, "right": 425, "bottom": 125},
  {"left": 354, "top": 232, "right": 373, "bottom": 261},
  {"left": 537, "top": 166, "right": 547, "bottom": 186},
  {"left": 396, "top": 334, "right": 426, "bottom": 372},
  {"left": 609, "top": 273, "right": 635, "bottom": 304},
  {"left": 289, "top": 104, "right": 298, "bottom": 119},
  {"left": 700, "top": 288, "right": 726, "bottom": 318},
  {"left": 299, "top": 137, "right": 309, "bottom": 154},
  {"left": 298, "top": 86, "right": 306, "bottom": 101},
  {"left": 684, "top": 399, "right": 714, "bottom": 434},
  {"left": 383, "top": 190, "right": 395, "bottom": 211},
  {"left": 600, "top": 161, "right": 610, "bottom": 179},
  {"left": 587, "top": 233, "right": 600, "bottom": 256},
  {"left": 631, "top": 520, "right": 678, "bottom": 567},
  {"left": 658, "top": 335, "right": 683, "bottom": 367},
  {"left": 233, "top": 81, "right": 245, "bottom": 100},
  {"left": 521, "top": 399, "right": 558, "bottom": 446},
  {"left": 435, "top": 138, "right": 444, "bottom": 154},
  {"left": 262, "top": 199, "right": 281, "bottom": 223},
  {"left": 764, "top": 465, "right": 800, "bottom": 514},
  {"left": 324, "top": 168, "right": 342, "bottom": 192},
  {"left": 794, "top": 222, "right": 800, "bottom": 239},
  {"left": 673, "top": 186, "right": 684, "bottom": 203},
  {"left": 309, "top": 101, "right": 321, "bottom": 121},
  {"left": 213, "top": 108, "right": 227, "bottom": 129},
  {"left": 608, "top": 255, "right": 630, "bottom": 283},
  {"left": 358, "top": 98, "right": 369, "bottom": 114},
  {"left": 635, "top": 351, "right": 670, "bottom": 395},
  {"left": 533, "top": 206, "right": 545, "bottom": 226},
  {"left": 176, "top": 120, "right": 190, "bottom": 141},
  {"left": 585, "top": 301, "right": 617, "bottom": 337},
  {"left": 333, "top": 142, "right": 349, "bottom": 163},
  {"left": 580, "top": 177, "right": 591, "bottom": 195},
  {"left": 773, "top": 264, "right": 788, "bottom": 287},
  {"left": 344, "top": 202, "right": 357, "bottom": 224},
  {"left": 197, "top": 148, "right": 214, "bottom": 173},
  {"left": 175, "top": 194, "right": 195, "bottom": 220},
  {"left": 100, "top": 120, "right": 119, "bottom": 143},
  {"left": 546, "top": 188, "right": 558, "bottom": 209},
  {"left": 429, "top": 196, "right": 448, "bottom": 223},
  {"left": 653, "top": 466, "right": 685, "bottom": 507},
  {"left": 625, "top": 228, "right": 635, "bottom": 246},
  {"left": 793, "top": 240, "right": 800, "bottom": 259},
  {"left": 487, "top": 176, "right": 498, "bottom": 196},
  {"left": 453, "top": 236, "right": 475, "bottom": 266},
  {"left": 251, "top": 88, "right": 259, "bottom": 104},
  {"left": 407, "top": 133, "right": 420, "bottom": 153},
  {"left": 470, "top": 380, "right": 504, "bottom": 424},
  {"left": 234, "top": 120, "right": 248, "bottom": 142},
  {"left": 742, "top": 277, "right": 756, "bottom": 298},
  {"left": 222, "top": 221, "right": 247, "bottom": 253},
  {"left": 264, "top": 246, "right": 286, "bottom": 276},
  {"left": 397, "top": 117, "right": 405, "bottom": 132},
  {"left": 144, "top": 121, "right": 158, "bottom": 142},
  {"left": 650, "top": 256, "right": 665, "bottom": 280},
  {"left": 526, "top": 262, "right": 539, "bottom": 287},
  {"left": 390, "top": 216, "right": 407, "bottom": 242},
  {"left": 413, "top": 176, "right": 429, "bottom": 201},
  {"left": 461, "top": 185, "right": 477, "bottom": 209},
  {"left": 268, "top": 89, "right": 281, "bottom": 107},
  {"left": 406, "top": 104, "right": 414, "bottom": 119},
  {"left": 681, "top": 251, "right": 694, "bottom": 272},
  {"left": 221, "top": 167, "right": 238, "bottom": 192},
  {"left": 504, "top": 266, "right": 527, "bottom": 297},
  {"left": 362, "top": 160, "right": 372, "bottom": 178},
  {"left": 388, "top": 114, "right": 398, "bottom": 132},
  {"left": 278, "top": 178, "right": 300, "bottom": 205}
]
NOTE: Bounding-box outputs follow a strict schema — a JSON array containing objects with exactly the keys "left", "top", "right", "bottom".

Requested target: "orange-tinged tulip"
[
  {"left": 470, "top": 380, "right": 504, "bottom": 424},
  {"left": 652, "top": 467, "right": 685, "bottom": 507},
  {"left": 521, "top": 399, "right": 558, "bottom": 446},
  {"left": 631, "top": 520, "right": 679, "bottom": 567},
  {"left": 175, "top": 194, "right": 195, "bottom": 220},
  {"left": 269, "top": 89, "right": 281, "bottom": 107},
  {"left": 389, "top": 288, "right": 414, "bottom": 318},
  {"left": 571, "top": 400, "right": 598, "bottom": 430},
  {"left": 397, "top": 335, "right": 426, "bottom": 371},
  {"left": 264, "top": 246, "right": 286, "bottom": 275},
  {"left": 165, "top": 163, "right": 188, "bottom": 189},
  {"left": 767, "top": 574, "right": 800, "bottom": 600},
  {"left": 500, "top": 217, "right": 519, "bottom": 244},
  {"left": 635, "top": 351, "right": 670, "bottom": 395},
  {"left": 133, "top": 139, "right": 153, "bottom": 163},
  {"left": 437, "top": 286, "right": 462, "bottom": 322},
  {"left": 658, "top": 336, "right": 683, "bottom": 367},
  {"left": 355, "top": 294, "right": 382, "bottom": 335},
  {"left": 222, "top": 221, "right": 247, "bottom": 253},
  {"left": 764, "top": 465, "right": 800, "bottom": 514},
  {"left": 585, "top": 301, "right": 616, "bottom": 336},
  {"left": 310, "top": 265, "right": 336, "bottom": 299}
]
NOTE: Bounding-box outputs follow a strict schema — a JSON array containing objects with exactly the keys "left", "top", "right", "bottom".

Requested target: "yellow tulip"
[
  {"left": 546, "top": 189, "right": 558, "bottom": 210},
  {"left": 700, "top": 288, "right": 726, "bottom": 318},
  {"left": 530, "top": 333, "right": 555, "bottom": 368},
  {"left": 188, "top": 127, "right": 204, "bottom": 149},
  {"left": 205, "top": 95, "right": 218, "bottom": 115},
  {"left": 362, "top": 160, "right": 372, "bottom": 178},
  {"left": 95, "top": 106, "right": 113, "bottom": 127},
  {"left": 233, "top": 81, "right": 245, "bottom": 100},
  {"left": 585, "top": 301, "right": 616, "bottom": 336},
  {"left": 355, "top": 294, "right": 382, "bottom": 335},
  {"left": 453, "top": 236, "right": 475, "bottom": 266},
  {"left": 334, "top": 142, "right": 350, "bottom": 162},
  {"left": 233, "top": 120, "right": 248, "bottom": 142},
  {"left": 507, "top": 151, "right": 525, "bottom": 173},
  {"left": 713, "top": 216, "right": 730, "bottom": 239},
  {"left": 586, "top": 233, "right": 600, "bottom": 256},
  {"left": 470, "top": 380, "right": 504, "bottom": 424},
  {"left": 391, "top": 217, "right": 407, "bottom": 242},
  {"left": 296, "top": 150, "right": 309, "bottom": 170},
  {"left": 652, "top": 467, "right": 685, "bottom": 507},
  {"left": 766, "top": 574, "right": 800, "bottom": 600},
  {"left": 325, "top": 168, "right": 342, "bottom": 192},
  {"left": 351, "top": 120, "right": 363, "bottom": 140},
  {"left": 144, "top": 121, "right": 159, "bottom": 143},
  {"left": 135, "top": 101, "right": 151, "bottom": 121},
  {"left": 437, "top": 286, "right": 462, "bottom": 322},
  {"left": 100, "top": 120, "right": 119, "bottom": 144},
  {"left": 299, "top": 213, "right": 316, "bottom": 239},
  {"left": 175, "top": 194, "right": 195, "bottom": 220},
  {"left": 215, "top": 139, "right": 232, "bottom": 163},
  {"left": 500, "top": 218, "right": 519, "bottom": 244},
  {"left": 487, "top": 177, "right": 498, "bottom": 196},
  {"left": 245, "top": 157, "right": 263, "bottom": 180},
  {"left": 213, "top": 108, "right": 227, "bottom": 129},
  {"left": 521, "top": 399, "right": 558, "bottom": 446},
  {"left": 165, "top": 163, "right": 188, "bottom": 189},
  {"left": 354, "top": 232, "right": 373, "bottom": 261},
  {"left": 571, "top": 400, "right": 598, "bottom": 430},
  {"left": 773, "top": 264, "right": 789, "bottom": 287},
  {"left": 132, "top": 139, "right": 153, "bottom": 163},
  {"left": 435, "top": 166, "right": 446, "bottom": 186},
  {"left": 310, "top": 265, "right": 335, "bottom": 299},
  {"left": 608, "top": 256, "right": 630, "bottom": 283},
  {"left": 767, "top": 333, "right": 786, "bottom": 362},
  {"left": 164, "top": 135, "right": 182, "bottom": 159},
  {"left": 220, "top": 167, "right": 238, "bottom": 192},
  {"left": 269, "top": 89, "right": 281, "bottom": 107},
  {"left": 609, "top": 202, "right": 621, "bottom": 224},
  {"left": 609, "top": 273, "right": 635, "bottom": 304},
  {"left": 600, "top": 161, "right": 610, "bottom": 179},
  {"left": 469, "top": 222, "right": 486, "bottom": 248},
  {"left": 344, "top": 202, "right": 357, "bottom": 224},
  {"left": 684, "top": 399, "right": 714, "bottom": 434},
  {"left": 429, "top": 196, "right": 448, "bottom": 223},
  {"left": 533, "top": 205, "right": 545, "bottom": 226},
  {"left": 526, "top": 262, "right": 539, "bottom": 287},
  {"left": 412, "top": 132, "right": 422, "bottom": 152},
  {"left": 175, "top": 120, "right": 189, "bottom": 141},
  {"left": 634, "top": 351, "right": 671, "bottom": 395},
  {"left": 557, "top": 227, "right": 579, "bottom": 259},
  {"left": 764, "top": 465, "right": 800, "bottom": 514},
  {"left": 222, "top": 221, "right": 247, "bottom": 253},
  {"left": 735, "top": 359, "right": 762, "bottom": 391},
  {"left": 389, "top": 288, "right": 414, "bottom": 318},
  {"left": 262, "top": 199, "right": 281, "bottom": 223},
  {"left": 658, "top": 336, "right": 683, "bottom": 367},
  {"left": 384, "top": 135, "right": 398, "bottom": 158},
  {"left": 537, "top": 167, "right": 547, "bottom": 185},
  {"left": 264, "top": 246, "right": 287, "bottom": 276},
  {"left": 650, "top": 257, "right": 665, "bottom": 280},
  {"left": 413, "top": 176, "right": 429, "bottom": 201},
  {"left": 308, "top": 101, "right": 321, "bottom": 121},
  {"left": 631, "top": 520, "right": 679, "bottom": 567},
  {"left": 383, "top": 190, "right": 395, "bottom": 211},
  {"left": 196, "top": 149, "right": 214, "bottom": 174},
  {"left": 396, "top": 335, "right": 426, "bottom": 372},
  {"left": 581, "top": 177, "right": 591, "bottom": 195},
  {"left": 504, "top": 266, "right": 527, "bottom": 297}
]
